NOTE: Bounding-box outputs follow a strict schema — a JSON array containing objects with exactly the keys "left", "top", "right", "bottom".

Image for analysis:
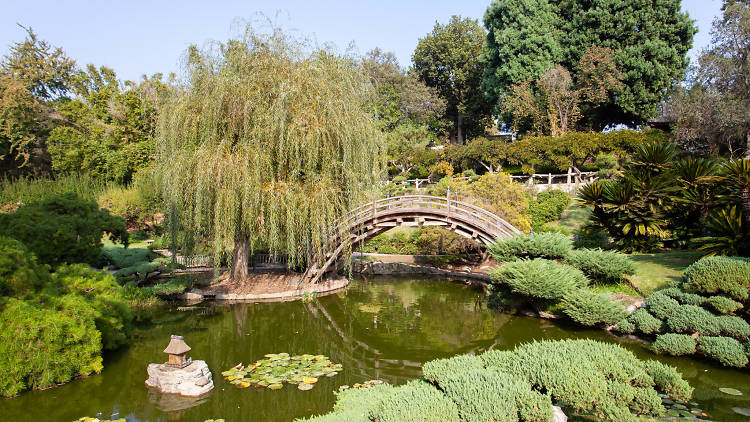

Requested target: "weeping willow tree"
[{"left": 156, "top": 27, "right": 386, "bottom": 281}]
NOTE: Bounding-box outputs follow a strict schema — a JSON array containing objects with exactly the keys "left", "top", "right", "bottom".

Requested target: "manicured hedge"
[
  {"left": 704, "top": 296, "right": 743, "bottom": 314},
  {"left": 489, "top": 259, "right": 588, "bottom": 300},
  {"left": 562, "top": 290, "right": 628, "bottom": 327},
  {"left": 300, "top": 340, "right": 693, "bottom": 422},
  {"left": 528, "top": 190, "right": 571, "bottom": 230},
  {"left": 372, "top": 380, "right": 460, "bottom": 422},
  {"left": 717, "top": 315, "right": 750, "bottom": 339},
  {"left": 665, "top": 305, "right": 721, "bottom": 336},
  {"left": 697, "top": 336, "right": 749, "bottom": 368},
  {"left": 562, "top": 248, "right": 635, "bottom": 283},
  {"left": 487, "top": 232, "right": 572, "bottom": 262},
  {"left": 681, "top": 256, "right": 750, "bottom": 301},
  {"left": 645, "top": 292, "right": 680, "bottom": 320},
  {"left": 651, "top": 334, "right": 697, "bottom": 356},
  {"left": 628, "top": 308, "right": 663, "bottom": 334}
]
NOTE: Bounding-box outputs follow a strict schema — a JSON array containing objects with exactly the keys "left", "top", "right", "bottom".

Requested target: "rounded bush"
[
  {"left": 681, "top": 256, "right": 750, "bottom": 301},
  {"left": 651, "top": 334, "right": 697, "bottom": 356},
  {"left": 563, "top": 248, "right": 636, "bottom": 283},
  {"left": 489, "top": 259, "right": 588, "bottom": 301},
  {"left": 697, "top": 336, "right": 749, "bottom": 368},
  {"left": 665, "top": 305, "right": 721, "bottom": 336},
  {"left": 562, "top": 290, "right": 628, "bottom": 327},
  {"left": 644, "top": 292, "right": 680, "bottom": 320},
  {"left": 614, "top": 318, "right": 636, "bottom": 334},
  {"left": 704, "top": 295, "right": 743, "bottom": 314},
  {"left": 673, "top": 292, "right": 705, "bottom": 306},
  {"left": 717, "top": 315, "right": 750, "bottom": 339},
  {"left": 628, "top": 308, "right": 663, "bottom": 334},
  {"left": 488, "top": 232, "right": 573, "bottom": 262},
  {"left": 371, "top": 379, "right": 460, "bottom": 421}
]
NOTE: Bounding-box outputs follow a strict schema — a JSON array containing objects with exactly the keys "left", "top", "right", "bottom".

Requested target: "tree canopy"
[
  {"left": 413, "top": 16, "right": 492, "bottom": 144},
  {"left": 482, "top": 0, "right": 695, "bottom": 130},
  {"left": 157, "top": 27, "right": 386, "bottom": 280}
]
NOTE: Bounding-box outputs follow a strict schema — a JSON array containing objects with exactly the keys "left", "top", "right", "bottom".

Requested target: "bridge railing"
[{"left": 302, "top": 195, "right": 521, "bottom": 284}]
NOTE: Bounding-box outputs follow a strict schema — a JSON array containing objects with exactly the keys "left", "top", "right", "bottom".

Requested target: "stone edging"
[
  {"left": 352, "top": 260, "right": 490, "bottom": 285},
  {"left": 178, "top": 276, "right": 349, "bottom": 302}
]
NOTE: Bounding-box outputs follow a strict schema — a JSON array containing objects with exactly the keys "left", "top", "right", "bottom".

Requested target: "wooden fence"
[{"left": 172, "top": 253, "right": 288, "bottom": 269}]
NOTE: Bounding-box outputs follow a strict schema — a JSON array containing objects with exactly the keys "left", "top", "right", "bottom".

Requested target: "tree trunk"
[
  {"left": 746, "top": 132, "right": 750, "bottom": 159},
  {"left": 457, "top": 114, "right": 464, "bottom": 144},
  {"left": 231, "top": 234, "right": 251, "bottom": 281}
]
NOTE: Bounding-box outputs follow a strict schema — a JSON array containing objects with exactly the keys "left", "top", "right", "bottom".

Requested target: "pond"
[{"left": 2, "top": 276, "right": 750, "bottom": 422}]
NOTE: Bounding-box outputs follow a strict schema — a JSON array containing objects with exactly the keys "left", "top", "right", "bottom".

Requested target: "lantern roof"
[{"left": 163, "top": 335, "right": 191, "bottom": 355}]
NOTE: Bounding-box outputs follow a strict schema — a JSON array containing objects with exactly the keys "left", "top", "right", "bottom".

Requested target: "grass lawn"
[
  {"left": 628, "top": 250, "right": 703, "bottom": 295},
  {"left": 552, "top": 202, "right": 591, "bottom": 232}
]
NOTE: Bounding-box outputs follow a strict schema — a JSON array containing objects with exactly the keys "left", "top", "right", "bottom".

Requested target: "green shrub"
[
  {"left": 303, "top": 339, "right": 692, "bottom": 422},
  {"left": 704, "top": 295, "right": 743, "bottom": 314},
  {"left": 697, "top": 336, "right": 749, "bottom": 367},
  {"left": 0, "top": 296, "right": 103, "bottom": 397},
  {"left": 487, "top": 232, "right": 572, "bottom": 262},
  {"left": 563, "top": 248, "right": 636, "bottom": 283},
  {"left": 651, "top": 334, "right": 697, "bottom": 356},
  {"left": 681, "top": 256, "right": 750, "bottom": 301},
  {"left": 644, "top": 292, "right": 680, "bottom": 320},
  {"left": 573, "top": 225, "right": 609, "bottom": 249},
  {"left": 561, "top": 290, "right": 628, "bottom": 327},
  {"left": 529, "top": 190, "right": 571, "bottom": 229},
  {"left": 52, "top": 265, "right": 133, "bottom": 350},
  {"left": 500, "top": 339, "right": 683, "bottom": 420},
  {"left": 665, "top": 305, "right": 721, "bottom": 336},
  {"left": 673, "top": 291, "right": 705, "bottom": 306},
  {"left": 628, "top": 308, "right": 663, "bottom": 334},
  {"left": 642, "top": 360, "right": 693, "bottom": 402},
  {"left": 370, "top": 380, "right": 460, "bottom": 422},
  {"left": 0, "top": 193, "right": 128, "bottom": 267},
  {"left": 489, "top": 259, "right": 588, "bottom": 301},
  {"left": 97, "top": 182, "right": 161, "bottom": 230},
  {"left": 0, "top": 173, "right": 109, "bottom": 210},
  {"left": 614, "top": 318, "right": 637, "bottom": 334},
  {"left": 422, "top": 354, "right": 483, "bottom": 384},
  {"left": 0, "top": 236, "right": 51, "bottom": 297},
  {"left": 717, "top": 315, "right": 750, "bottom": 339},
  {"left": 435, "top": 368, "right": 552, "bottom": 422}
]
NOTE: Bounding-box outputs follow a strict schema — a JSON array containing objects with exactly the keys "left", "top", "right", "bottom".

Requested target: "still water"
[{"left": 2, "top": 276, "right": 750, "bottom": 421}]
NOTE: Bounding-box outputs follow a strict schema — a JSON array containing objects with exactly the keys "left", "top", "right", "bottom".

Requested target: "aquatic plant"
[{"left": 222, "top": 353, "right": 342, "bottom": 391}]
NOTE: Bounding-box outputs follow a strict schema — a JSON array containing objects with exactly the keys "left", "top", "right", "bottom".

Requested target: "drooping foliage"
[{"left": 156, "top": 26, "right": 386, "bottom": 277}]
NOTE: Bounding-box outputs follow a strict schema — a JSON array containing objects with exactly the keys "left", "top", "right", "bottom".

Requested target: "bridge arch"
[{"left": 301, "top": 195, "right": 521, "bottom": 284}]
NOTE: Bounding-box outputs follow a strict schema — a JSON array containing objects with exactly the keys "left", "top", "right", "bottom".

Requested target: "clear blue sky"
[{"left": 1, "top": 0, "right": 723, "bottom": 83}]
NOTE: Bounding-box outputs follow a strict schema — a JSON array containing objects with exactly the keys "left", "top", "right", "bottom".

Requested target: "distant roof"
[{"left": 163, "top": 335, "right": 191, "bottom": 355}]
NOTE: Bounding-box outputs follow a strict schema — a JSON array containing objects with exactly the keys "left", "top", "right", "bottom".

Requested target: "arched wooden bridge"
[{"left": 300, "top": 195, "right": 521, "bottom": 284}]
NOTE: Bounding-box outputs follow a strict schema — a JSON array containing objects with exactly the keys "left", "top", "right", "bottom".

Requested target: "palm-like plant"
[
  {"left": 694, "top": 206, "right": 748, "bottom": 256},
  {"left": 721, "top": 158, "right": 750, "bottom": 226}
]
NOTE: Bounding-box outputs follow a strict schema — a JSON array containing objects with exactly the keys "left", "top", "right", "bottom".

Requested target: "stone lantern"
[{"left": 163, "top": 335, "right": 192, "bottom": 368}]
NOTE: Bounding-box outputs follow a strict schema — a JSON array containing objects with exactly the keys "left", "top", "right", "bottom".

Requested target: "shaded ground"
[
  {"left": 628, "top": 251, "right": 703, "bottom": 295},
  {"left": 551, "top": 202, "right": 591, "bottom": 232},
  {"left": 200, "top": 269, "right": 303, "bottom": 295}
]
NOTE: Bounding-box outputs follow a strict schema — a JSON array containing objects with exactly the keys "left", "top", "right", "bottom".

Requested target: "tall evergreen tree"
[
  {"left": 482, "top": 0, "right": 695, "bottom": 130},
  {"left": 413, "top": 16, "right": 492, "bottom": 144}
]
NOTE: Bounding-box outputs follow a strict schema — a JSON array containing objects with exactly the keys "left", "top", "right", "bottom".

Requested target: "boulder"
[
  {"left": 145, "top": 360, "right": 214, "bottom": 397},
  {"left": 550, "top": 405, "right": 567, "bottom": 422}
]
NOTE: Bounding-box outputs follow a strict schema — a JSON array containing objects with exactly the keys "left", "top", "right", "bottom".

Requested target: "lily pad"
[
  {"left": 720, "top": 387, "right": 743, "bottom": 396},
  {"left": 733, "top": 407, "right": 750, "bottom": 417},
  {"left": 223, "top": 353, "right": 342, "bottom": 391}
]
